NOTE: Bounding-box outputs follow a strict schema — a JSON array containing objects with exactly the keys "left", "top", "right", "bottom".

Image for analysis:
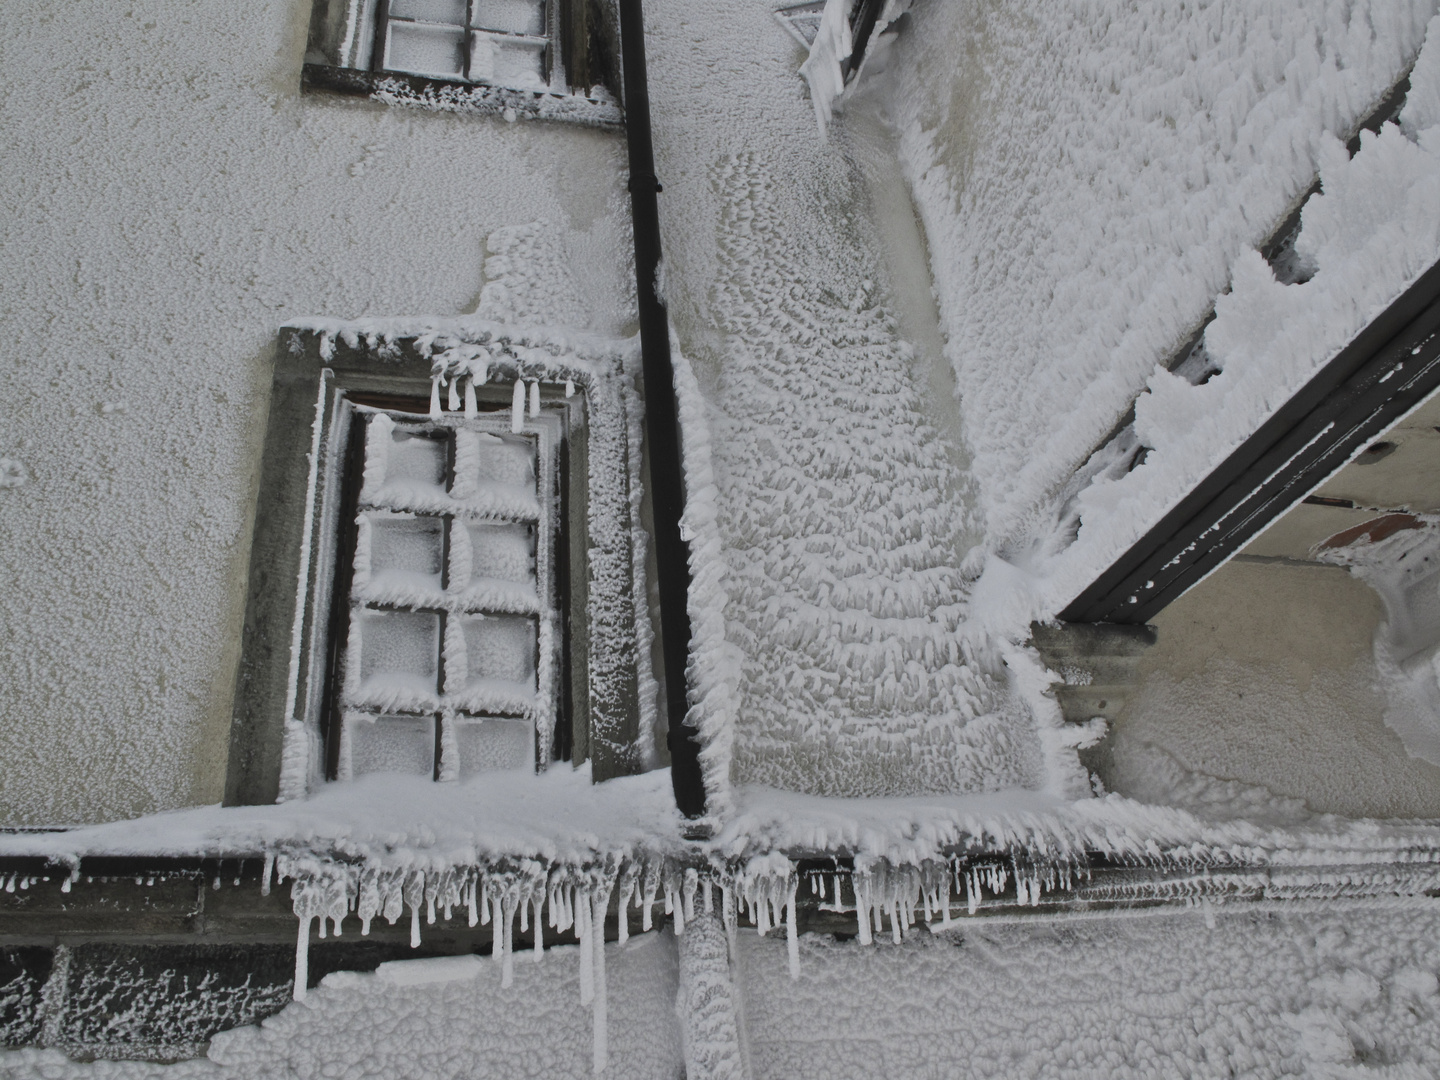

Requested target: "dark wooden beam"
[{"left": 1062, "top": 257, "right": 1440, "bottom": 624}]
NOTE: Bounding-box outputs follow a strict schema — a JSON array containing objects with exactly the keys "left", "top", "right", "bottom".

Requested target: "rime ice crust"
[
  {"left": 886, "top": 0, "right": 1438, "bottom": 575},
  {"left": 641, "top": 0, "right": 1049, "bottom": 799}
]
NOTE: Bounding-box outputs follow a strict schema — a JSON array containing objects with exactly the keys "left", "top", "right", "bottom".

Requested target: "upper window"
[
  {"left": 301, "top": 0, "right": 621, "bottom": 125},
  {"left": 380, "top": 0, "right": 553, "bottom": 90}
]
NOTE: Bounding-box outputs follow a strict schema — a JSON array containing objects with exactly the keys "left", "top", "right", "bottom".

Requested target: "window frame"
[
  {"left": 300, "top": 0, "right": 622, "bottom": 128},
  {"left": 225, "top": 325, "right": 647, "bottom": 804},
  {"left": 325, "top": 403, "right": 563, "bottom": 783}
]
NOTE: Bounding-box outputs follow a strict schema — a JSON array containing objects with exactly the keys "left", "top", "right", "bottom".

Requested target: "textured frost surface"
[
  {"left": 736, "top": 901, "right": 1440, "bottom": 1079},
  {"left": 647, "top": 0, "right": 1043, "bottom": 800},
  {"left": 1030, "top": 14, "right": 1440, "bottom": 619},
  {"left": 0, "top": 0, "right": 630, "bottom": 826},
  {"left": 885, "top": 0, "right": 1435, "bottom": 569},
  {"left": 0, "top": 935, "right": 682, "bottom": 1080}
]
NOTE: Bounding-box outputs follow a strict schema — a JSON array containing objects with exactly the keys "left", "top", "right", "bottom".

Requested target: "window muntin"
[
  {"left": 382, "top": 0, "right": 551, "bottom": 90},
  {"left": 334, "top": 407, "right": 562, "bottom": 782}
]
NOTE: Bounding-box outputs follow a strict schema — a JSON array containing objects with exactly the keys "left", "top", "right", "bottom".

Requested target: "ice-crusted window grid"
[
  {"left": 335, "top": 407, "right": 561, "bottom": 782},
  {"left": 382, "top": 0, "right": 551, "bottom": 89}
]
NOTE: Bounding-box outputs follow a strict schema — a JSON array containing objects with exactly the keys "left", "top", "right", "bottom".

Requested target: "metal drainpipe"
[{"left": 617, "top": 0, "right": 706, "bottom": 819}]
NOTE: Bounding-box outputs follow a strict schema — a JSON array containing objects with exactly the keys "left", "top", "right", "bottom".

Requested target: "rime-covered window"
[
  {"left": 380, "top": 0, "right": 551, "bottom": 89},
  {"left": 331, "top": 407, "right": 562, "bottom": 781}
]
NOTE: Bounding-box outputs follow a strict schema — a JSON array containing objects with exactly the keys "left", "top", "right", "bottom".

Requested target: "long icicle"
[
  {"left": 786, "top": 882, "right": 800, "bottom": 979},
  {"left": 293, "top": 915, "right": 312, "bottom": 1001},
  {"left": 591, "top": 887, "right": 610, "bottom": 1074},
  {"left": 578, "top": 886, "right": 594, "bottom": 1006},
  {"left": 501, "top": 896, "right": 515, "bottom": 989}
]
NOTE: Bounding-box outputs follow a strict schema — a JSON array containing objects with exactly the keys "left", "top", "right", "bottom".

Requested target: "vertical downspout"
[{"left": 618, "top": 0, "right": 706, "bottom": 818}]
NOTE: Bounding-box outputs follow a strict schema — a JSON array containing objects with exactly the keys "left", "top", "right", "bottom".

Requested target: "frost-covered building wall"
[
  {"left": 885, "top": 0, "right": 1437, "bottom": 580},
  {"left": 0, "top": 0, "right": 633, "bottom": 827}
]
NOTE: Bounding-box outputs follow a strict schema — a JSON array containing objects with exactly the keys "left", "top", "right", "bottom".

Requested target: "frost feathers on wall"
[
  {"left": 887, "top": 0, "right": 1438, "bottom": 565},
  {"left": 701, "top": 151, "right": 1042, "bottom": 799},
  {"left": 1042, "top": 13, "right": 1440, "bottom": 617}
]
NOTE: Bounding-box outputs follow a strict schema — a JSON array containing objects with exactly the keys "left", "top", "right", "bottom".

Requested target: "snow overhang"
[{"left": 1062, "top": 255, "right": 1440, "bottom": 625}]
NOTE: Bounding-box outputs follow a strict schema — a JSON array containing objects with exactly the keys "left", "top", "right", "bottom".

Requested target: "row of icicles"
[
  {"left": 270, "top": 850, "right": 1086, "bottom": 1071},
  {"left": 420, "top": 364, "right": 573, "bottom": 434}
]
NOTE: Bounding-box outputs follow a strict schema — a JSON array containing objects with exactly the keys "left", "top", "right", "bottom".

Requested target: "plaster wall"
[
  {"left": 1097, "top": 558, "right": 1440, "bottom": 819},
  {"left": 0, "top": 0, "right": 630, "bottom": 826}
]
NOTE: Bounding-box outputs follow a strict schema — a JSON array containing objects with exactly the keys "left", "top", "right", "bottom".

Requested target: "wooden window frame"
[{"left": 225, "top": 327, "right": 648, "bottom": 805}]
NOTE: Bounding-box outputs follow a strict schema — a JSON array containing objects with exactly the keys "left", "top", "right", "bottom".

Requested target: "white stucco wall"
[{"left": 0, "top": 0, "right": 631, "bottom": 825}]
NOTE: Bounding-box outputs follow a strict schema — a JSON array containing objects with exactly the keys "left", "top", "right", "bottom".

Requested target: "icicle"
[
  {"left": 682, "top": 868, "right": 698, "bottom": 925},
  {"left": 405, "top": 874, "right": 425, "bottom": 949},
  {"left": 430, "top": 377, "right": 443, "bottom": 419},
  {"left": 293, "top": 916, "right": 312, "bottom": 1001},
  {"left": 786, "top": 886, "right": 800, "bottom": 979},
  {"left": 671, "top": 882, "right": 685, "bottom": 936},
  {"left": 492, "top": 894, "right": 504, "bottom": 963},
  {"left": 533, "top": 895, "right": 545, "bottom": 961},
  {"left": 578, "top": 887, "right": 594, "bottom": 1006},
  {"left": 463, "top": 378, "right": 478, "bottom": 418},
  {"left": 591, "top": 889, "right": 609, "bottom": 1074},
  {"left": 641, "top": 869, "right": 657, "bottom": 932},
  {"left": 467, "top": 880, "right": 478, "bottom": 927},
  {"left": 262, "top": 854, "right": 274, "bottom": 897},
  {"left": 481, "top": 879, "right": 491, "bottom": 925},
  {"left": 941, "top": 866, "right": 953, "bottom": 929},
  {"left": 426, "top": 891, "right": 436, "bottom": 925},
  {"left": 511, "top": 379, "right": 525, "bottom": 432},
  {"left": 501, "top": 897, "right": 515, "bottom": 989},
  {"left": 564, "top": 378, "right": 575, "bottom": 398},
  {"left": 528, "top": 380, "right": 540, "bottom": 417},
  {"left": 855, "top": 876, "right": 873, "bottom": 946},
  {"left": 616, "top": 869, "right": 636, "bottom": 945},
  {"left": 702, "top": 879, "right": 713, "bottom": 914},
  {"left": 889, "top": 897, "right": 902, "bottom": 944}
]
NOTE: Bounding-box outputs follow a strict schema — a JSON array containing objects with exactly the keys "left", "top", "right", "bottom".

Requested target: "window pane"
[
  {"left": 386, "top": 428, "right": 447, "bottom": 487},
  {"left": 367, "top": 514, "right": 444, "bottom": 595},
  {"left": 459, "top": 431, "right": 534, "bottom": 488},
  {"left": 389, "top": 0, "right": 467, "bottom": 25},
  {"left": 386, "top": 22, "right": 466, "bottom": 79},
  {"left": 469, "top": 31, "right": 546, "bottom": 89},
  {"left": 356, "top": 609, "right": 441, "bottom": 707},
  {"left": 460, "top": 614, "right": 536, "bottom": 686},
  {"left": 465, "top": 522, "right": 535, "bottom": 585},
  {"left": 455, "top": 718, "right": 532, "bottom": 777},
  {"left": 472, "top": 0, "right": 544, "bottom": 36},
  {"left": 349, "top": 714, "right": 436, "bottom": 778}
]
